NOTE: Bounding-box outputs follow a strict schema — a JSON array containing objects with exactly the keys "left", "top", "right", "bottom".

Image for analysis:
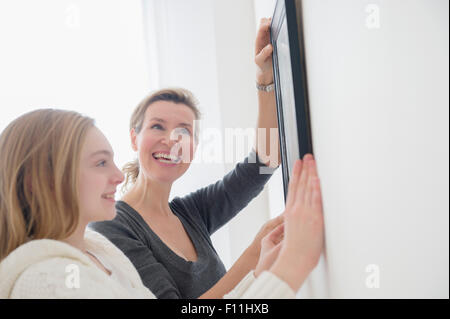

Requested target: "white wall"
[
  {"left": 0, "top": 0, "right": 149, "bottom": 175},
  {"left": 253, "top": 0, "right": 287, "bottom": 221},
  {"left": 212, "top": 0, "right": 273, "bottom": 263},
  {"left": 302, "top": 0, "right": 449, "bottom": 298},
  {"left": 256, "top": 0, "right": 449, "bottom": 299}
]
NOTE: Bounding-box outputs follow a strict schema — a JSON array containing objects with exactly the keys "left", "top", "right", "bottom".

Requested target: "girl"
[{"left": 0, "top": 109, "right": 324, "bottom": 298}]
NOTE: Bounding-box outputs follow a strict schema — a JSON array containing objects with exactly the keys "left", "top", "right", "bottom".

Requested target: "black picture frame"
[{"left": 270, "top": 0, "right": 313, "bottom": 201}]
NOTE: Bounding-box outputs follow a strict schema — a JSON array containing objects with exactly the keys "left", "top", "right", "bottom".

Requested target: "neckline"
[
  {"left": 117, "top": 200, "right": 203, "bottom": 265},
  {"left": 85, "top": 249, "right": 112, "bottom": 276}
]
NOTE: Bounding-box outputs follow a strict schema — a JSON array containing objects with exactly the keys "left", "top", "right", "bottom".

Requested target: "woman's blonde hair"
[
  {"left": 0, "top": 109, "right": 95, "bottom": 261},
  {"left": 122, "top": 88, "right": 201, "bottom": 192}
]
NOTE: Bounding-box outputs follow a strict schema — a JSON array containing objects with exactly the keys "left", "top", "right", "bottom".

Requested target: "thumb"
[
  {"left": 267, "top": 223, "right": 285, "bottom": 244},
  {"left": 267, "top": 213, "right": 284, "bottom": 231},
  {"left": 255, "top": 44, "right": 273, "bottom": 66},
  {"left": 270, "top": 241, "right": 284, "bottom": 256}
]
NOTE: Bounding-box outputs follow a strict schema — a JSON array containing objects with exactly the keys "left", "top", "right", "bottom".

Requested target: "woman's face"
[
  {"left": 78, "top": 127, "right": 124, "bottom": 224},
  {"left": 131, "top": 101, "right": 197, "bottom": 184}
]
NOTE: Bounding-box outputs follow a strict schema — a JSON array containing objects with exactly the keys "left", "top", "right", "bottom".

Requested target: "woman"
[
  {"left": 89, "top": 18, "right": 283, "bottom": 298},
  {"left": 0, "top": 108, "right": 324, "bottom": 298}
]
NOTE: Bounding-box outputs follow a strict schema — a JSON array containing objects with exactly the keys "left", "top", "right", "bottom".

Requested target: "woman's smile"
[{"left": 152, "top": 151, "right": 182, "bottom": 167}]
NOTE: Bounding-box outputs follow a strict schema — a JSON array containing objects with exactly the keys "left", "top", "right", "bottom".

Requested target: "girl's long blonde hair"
[{"left": 0, "top": 109, "right": 94, "bottom": 261}]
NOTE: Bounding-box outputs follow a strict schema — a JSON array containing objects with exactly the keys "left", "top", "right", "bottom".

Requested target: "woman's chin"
[
  {"left": 153, "top": 174, "right": 180, "bottom": 185},
  {"left": 149, "top": 167, "right": 187, "bottom": 184}
]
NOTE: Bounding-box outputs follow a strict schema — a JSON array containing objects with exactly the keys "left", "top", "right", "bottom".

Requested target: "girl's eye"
[{"left": 97, "top": 160, "right": 107, "bottom": 167}]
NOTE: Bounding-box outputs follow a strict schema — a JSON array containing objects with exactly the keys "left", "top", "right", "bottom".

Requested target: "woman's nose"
[{"left": 161, "top": 131, "right": 179, "bottom": 148}]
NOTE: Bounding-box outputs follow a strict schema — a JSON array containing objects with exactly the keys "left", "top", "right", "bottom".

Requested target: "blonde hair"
[
  {"left": 0, "top": 109, "right": 95, "bottom": 261},
  {"left": 122, "top": 88, "right": 201, "bottom": 192}
]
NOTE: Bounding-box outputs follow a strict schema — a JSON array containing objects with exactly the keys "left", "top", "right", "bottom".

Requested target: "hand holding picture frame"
[{"left": 270, "top": 0, "right": 313, "bottom": 200}]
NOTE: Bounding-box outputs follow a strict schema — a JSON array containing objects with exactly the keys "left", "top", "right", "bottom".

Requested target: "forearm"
[
  {"left": 254, "top": 18, "right": 279, "bottom": 168},
  {"left": 255, "top": 89, "right": 281, "bottom": 168},
  {"left": 198, "top": 246, "right": 259, "bottom": 299}
]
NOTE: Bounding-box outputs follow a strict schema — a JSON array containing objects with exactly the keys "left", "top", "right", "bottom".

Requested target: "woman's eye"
[
  {"left": 176, "top": 127, "right": 191, "bottom": 136},
  {"left": 151, "top": 124, "right": 164, "bottom": 130}
]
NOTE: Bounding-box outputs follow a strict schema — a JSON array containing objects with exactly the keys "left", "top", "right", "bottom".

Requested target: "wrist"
[
  {"left": 269, "top": 257, "right": 309, "bottom": 293},
  {"left": 254, "top": 266, "right": 262, "bottom": 278},
  {"left": 256, "top": 74, "right": 274, "bottom": 86},
  {"left": 256, "top": 82, "right": 275, "bottom": 93},
  {"left": 244, "top": 243, "right": 260, "bottom": 264}
]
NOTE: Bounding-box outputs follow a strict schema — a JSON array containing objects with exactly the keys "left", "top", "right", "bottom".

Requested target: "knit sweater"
[{"left": 0, "top": 229, "right": 295, "bottom": 299}]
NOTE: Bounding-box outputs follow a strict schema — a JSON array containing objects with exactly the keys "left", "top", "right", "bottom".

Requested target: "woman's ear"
[{"left": 130, "top": 128, "right": 138, "bottom": 152}]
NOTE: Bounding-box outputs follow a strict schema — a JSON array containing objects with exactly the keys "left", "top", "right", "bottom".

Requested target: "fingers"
[
  {"left": 274, "top": 240, "right": 283, "bottom": 251},
  {"left": 270, "top": 213, "right": 284, "bottom": 226},
  {"left": 255, "top": 17, "right": 272, "bottom": 55},
  {"left": 296, "top": 154, "right": 313, "bottom": 203},
  {"left": 258, "top": 17, "right": 272, "bottom": 34},
  {"left": 307, "top": 158, "right": 323, "bottom": 211},
  {"left": 259, "top": 17, "right": 271, "bottom": 29},
  {"left": 285, "top": 159, "right": 303, "bottom": 208},
  {"left": 263, "top": 213, "right": 284, "bottom": 234},
  {"left": 271, "top": 240, "right": 283, "bottom": 256},
  {"left": 311, "top": 177, "right": 323, "bottom": 210},
  {"left": 255, "top": 43, "right": 273, "bottom": 66},
  {"left": 306, "top": 159, "right": 318, "bottom": 207},
  {"left": 268, "top": 223, "right": 284, "bottom": 244},
  {"left": 261, "top": 223, "right": 284, "bottom": 248},
  {"left": 286, "top": 154, "right": 320, "bottom": 212}
]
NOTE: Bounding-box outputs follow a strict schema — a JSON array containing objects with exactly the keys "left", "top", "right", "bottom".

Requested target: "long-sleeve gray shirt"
[{"left": 89, "top": 150, "right": 276, "bottom": 299}]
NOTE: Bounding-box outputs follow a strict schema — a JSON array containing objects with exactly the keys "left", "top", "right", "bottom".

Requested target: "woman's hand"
[
  {"left": 248, "top": 214, "right": 284, "bottom": 259},
  {"left": 270, "top": 154, "right": 325, "bottom": 292},
  {"left": 255, "top": 17, "right": 274, "bottom": 86},
  {"left": 254, "top": 223, "right": 284, "bottom": 277}
]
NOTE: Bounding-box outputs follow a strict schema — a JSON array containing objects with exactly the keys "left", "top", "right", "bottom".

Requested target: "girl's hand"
[
  {"left": 255, "top": 17, "right": 274, "bottom": 86},
  {"left": 269, "top": 154, "right": 325, "bottom": 292},
  {"left": 282, "top": 155, "right": 324, "bottom": 271}
]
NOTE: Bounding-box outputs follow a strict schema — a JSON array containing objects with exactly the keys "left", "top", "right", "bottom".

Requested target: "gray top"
[{"left": 89, "top": 150, "right": 276, "bottom": 299}]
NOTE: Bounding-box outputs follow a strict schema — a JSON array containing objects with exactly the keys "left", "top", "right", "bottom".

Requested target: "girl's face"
[
  {"left": 78, "top": 127, "right": 124, "bottom": 224},
  {"left": 131, "top": 101, "right": 197, "bottom": 185}
]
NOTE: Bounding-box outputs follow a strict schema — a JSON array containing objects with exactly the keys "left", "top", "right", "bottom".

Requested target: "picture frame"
[{"left": 270, "top": 0, "right": 313, "bottom": 200}]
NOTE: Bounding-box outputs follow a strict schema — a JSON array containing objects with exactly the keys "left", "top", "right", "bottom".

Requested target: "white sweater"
[{"left": 0, "top": 229, "right": 295, "bottom": 299}]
